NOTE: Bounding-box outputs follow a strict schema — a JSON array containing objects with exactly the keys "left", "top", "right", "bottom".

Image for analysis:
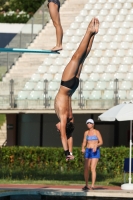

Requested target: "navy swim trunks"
[
  {"left": 84, "top": 148, "right": 100, "bottom": 159},
  {"left": 48, "top": 0, "right": 60, "bottom": 10}
]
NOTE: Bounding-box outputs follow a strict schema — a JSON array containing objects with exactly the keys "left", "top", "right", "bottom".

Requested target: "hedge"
[
  {"left": 0, "top": 146, "right": 130, "bottom": 180},
  {"left": 0, "top": 11, "right": 31, "bottom": 23}
]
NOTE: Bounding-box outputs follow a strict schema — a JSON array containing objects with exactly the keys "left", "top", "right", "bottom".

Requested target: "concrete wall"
[
  {"left": 96, "top": 124, "right": 114, "bottom": 147},
  {"left": 119, "top": 121, "right": 131, "bottom": 147},
  {"left": 17, "top": 114, "right": 41, "bottom": 146},
  {"left": 42, "top": 114, "right": 92, "bottom": 147},
  {"left": 13, "top": 113, "right": 118, "bottom": 147},
  {"left": 6, "top": 113, "right": 129, "bottom": 147},
  {"left": 0, "top": 33, "right": 16, "bottom": 48},
  {"left": 6, "top": 114, "right": 17, "bottom": 146},
  {"left": 0, "top": 23, "right": 24, "bottom": 47},
  {"left": 42, "top": 114, "right": 61, "bottom": 147},
  {"left": 0, "top": 23, "right": 24, "bottom": 33}
]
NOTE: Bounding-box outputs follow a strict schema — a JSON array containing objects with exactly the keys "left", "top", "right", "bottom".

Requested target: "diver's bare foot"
[
  {"left": 94, "top": 18, "right": 99, "bottom": 34},
  {"left": 87, "top": 18, "right": 96, "bottom": 34},
  {"left": 51, "top": 46, "right": 63, "bottom": 52},
  {"left": 87, "top": 18, "right": 99, "bottom": 35}
]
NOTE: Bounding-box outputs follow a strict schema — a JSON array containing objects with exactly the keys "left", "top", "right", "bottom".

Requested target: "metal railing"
[{"left": 0, "top": 78, "right": 128, "bottom": 110}]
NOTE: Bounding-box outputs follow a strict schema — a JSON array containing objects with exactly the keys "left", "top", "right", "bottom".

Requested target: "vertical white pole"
[{"left": 129, "top": 120, "right": 132, "bottom": 184}]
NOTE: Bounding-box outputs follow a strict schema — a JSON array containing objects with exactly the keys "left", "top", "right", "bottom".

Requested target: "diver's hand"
[{"left": 56, "top": 122, "right": 60, "bottom": 132}]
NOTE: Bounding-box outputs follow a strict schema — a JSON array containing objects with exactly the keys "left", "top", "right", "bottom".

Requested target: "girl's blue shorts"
[{"left": 84, "top": 148, "right": 100, "bottom": 159}]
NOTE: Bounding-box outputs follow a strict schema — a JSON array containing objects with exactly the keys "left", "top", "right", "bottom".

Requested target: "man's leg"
[
  {"left": 76, "top": 18, "right": 99, "bottom": 78},
  {"left": 62, "top": 18, "right": 99, "bottom": 81},
  {"left": 48, "top": 2, "right": 63, "bottom": 51},
  {"left": 76, "top": 35, "right": 95, "bottom": 78},
  {"left": 83, "top": 159, "right": 91, "bottom": 189},
  {"left": 91, "top": 159, "right": 99, "bottom": 189}
]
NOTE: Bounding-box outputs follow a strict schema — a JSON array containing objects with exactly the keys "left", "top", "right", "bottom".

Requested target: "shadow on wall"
[{"left": 0, "top": 33, "right": 16, "bottom": 47}]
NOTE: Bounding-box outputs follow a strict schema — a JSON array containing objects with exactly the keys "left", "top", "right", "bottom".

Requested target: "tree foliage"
[
  {"left": 0, "top": 0, "right": 46, "bottom": 23},
  {"left": 0, "top": 0, "right": 45, "bottom": 13},
  {"left": 9, "top": 0, "right": 45, "bottom": 13}
]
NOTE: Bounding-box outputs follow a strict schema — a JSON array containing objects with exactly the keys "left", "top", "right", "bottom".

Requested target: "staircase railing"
[{"left": 0, "top": 79, "right": 123, "bottom": 110}]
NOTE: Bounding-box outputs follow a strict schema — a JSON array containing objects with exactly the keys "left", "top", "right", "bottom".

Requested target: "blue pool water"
[{"left": 1, "top": 196, "right": 130, "bottom": 200}]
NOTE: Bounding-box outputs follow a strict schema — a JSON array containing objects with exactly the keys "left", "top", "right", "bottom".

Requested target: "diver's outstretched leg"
[{"left": 62, "top": 18, "right": 99, "bottom": 81}]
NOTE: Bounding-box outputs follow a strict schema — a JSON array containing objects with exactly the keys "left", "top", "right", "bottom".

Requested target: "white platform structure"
[{"left": 0, "top": 0, "right": 133, "bottom": 110}]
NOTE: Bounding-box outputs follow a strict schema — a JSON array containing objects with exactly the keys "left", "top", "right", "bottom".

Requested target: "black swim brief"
[{"left": 61, "top": 77, "right": 79, "bottom": 96}]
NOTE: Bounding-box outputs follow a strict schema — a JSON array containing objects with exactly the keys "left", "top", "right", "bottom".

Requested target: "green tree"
[
  {"left": 9, "top": 0, "right": 45, "bottom": 13},
  {"left": 0, "top": 1, "right": 10, "bottom": 11}
]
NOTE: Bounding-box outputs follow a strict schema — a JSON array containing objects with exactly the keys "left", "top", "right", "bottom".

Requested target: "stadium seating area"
[{"left": 1, "top": 0, "right": 133, "bottom": 110}]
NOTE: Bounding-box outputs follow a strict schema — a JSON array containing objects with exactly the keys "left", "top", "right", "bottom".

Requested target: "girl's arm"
[{"left": 81, "top": 131, "right": 87, "bottom": 153}]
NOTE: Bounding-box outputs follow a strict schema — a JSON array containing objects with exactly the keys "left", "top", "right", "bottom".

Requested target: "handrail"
[{"left": 0, "top": 79, "right": 124, "bottom": 109}]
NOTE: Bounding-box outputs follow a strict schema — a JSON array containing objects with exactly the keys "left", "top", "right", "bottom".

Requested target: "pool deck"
[{"left": 0, "top": 184, "right": 133, "bottom": 198}]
